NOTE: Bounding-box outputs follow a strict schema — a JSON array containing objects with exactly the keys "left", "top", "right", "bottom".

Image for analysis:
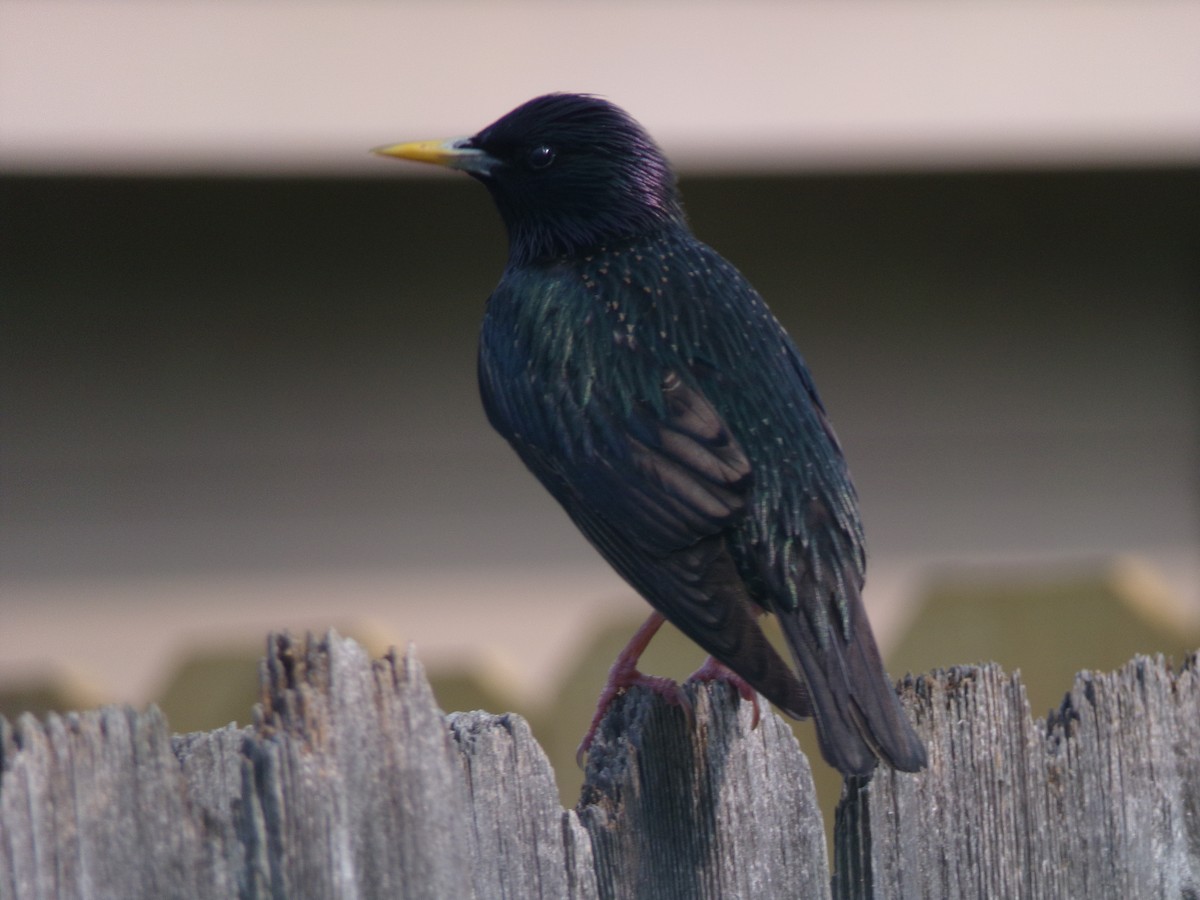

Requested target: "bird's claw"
[
  {"left": 687, "top": 656, "right": 762, "bottom": 729},
  {"left": 575, "top": 671, "right": 694, "bottom": 767}
]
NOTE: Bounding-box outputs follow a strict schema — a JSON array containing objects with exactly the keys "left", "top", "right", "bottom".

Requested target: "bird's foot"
[
  {"left": 575, "top": 669, "right": 692, "bottom": 767},
  {"left": 687, "top": 656, "right": 762, "bottom": 729},
  {"left": 576, "top": 611, "right": 693, "bottom": 767}
]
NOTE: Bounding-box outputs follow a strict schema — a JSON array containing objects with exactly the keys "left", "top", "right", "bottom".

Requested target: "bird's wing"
[
  {"left": 572, "top": 368, "right": 751, "bottom": 555},
  {"left": 476, "top": 263, "right": 756, "bottom": 557},
  {"left": 483, "top": 346, "right": 811, "bottom": 717},
  {"left": 477, "top": 248, "right": 918, "bottom": 759}
]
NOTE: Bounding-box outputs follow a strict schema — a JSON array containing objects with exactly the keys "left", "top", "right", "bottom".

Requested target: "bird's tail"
[
  {"left": 659, "top": 541, "right": 815, "bottom": 723},
  {"left": 777, "top": 584, "right": 926, "bottom": 777}
]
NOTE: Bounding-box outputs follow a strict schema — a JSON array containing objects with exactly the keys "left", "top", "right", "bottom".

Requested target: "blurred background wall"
[{"left": 2, "top": 2, "right": 1198, "bottom": 795}]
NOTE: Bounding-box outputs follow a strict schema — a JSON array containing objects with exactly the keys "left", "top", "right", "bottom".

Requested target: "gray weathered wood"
[
  {"left": 233, "top": 635, "right": 478, "bottom": 899},
  {"left": 448, "top": 711, "right": 599, "bottom": 900},
  {"left": 579, "top": 682, "right": 829, "bottom": 899},
  {"left": 834, "top": 655, "right": 1200, "bottom": 900},
  {"left": 171, "top": 723, "right": 253, "bottom": 892},
  {"left": 2, "top": 633, "right": 1197, "bottom": 900},
  {"left": 0, "top": 706, "right": 232, "bottom": 900},
  {"left": 0, "top": 632, "right": 826, "bottom": 899}
]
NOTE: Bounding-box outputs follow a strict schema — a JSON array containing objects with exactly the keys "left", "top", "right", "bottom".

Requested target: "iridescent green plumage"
[{"left": 381, "top": 94, "right": 925, "bottom": 775}]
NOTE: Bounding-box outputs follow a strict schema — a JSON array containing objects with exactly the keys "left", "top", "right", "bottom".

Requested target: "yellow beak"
[{"left": 371, "top": 137, "right": 497, "bottom": 174}]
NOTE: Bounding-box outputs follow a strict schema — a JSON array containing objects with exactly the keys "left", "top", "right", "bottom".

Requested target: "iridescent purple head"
[{"left": 376, "top": 94, "right": 686, "bottom": 265}]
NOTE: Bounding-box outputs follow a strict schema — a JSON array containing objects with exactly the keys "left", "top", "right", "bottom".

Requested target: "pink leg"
[
  {"left": 688, "top": 656, "right": 762, "bottom": 729},
  {"left": 576, "top": 612, "right": 692, "bottom": 765}
]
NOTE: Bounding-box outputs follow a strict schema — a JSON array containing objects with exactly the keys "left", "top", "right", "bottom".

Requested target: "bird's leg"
[
  {"left": 576, "top": 611, "right": 692, "bottom": 766},
  {"left": 687, "top": 656, "right": 762, "bottom": 729}
]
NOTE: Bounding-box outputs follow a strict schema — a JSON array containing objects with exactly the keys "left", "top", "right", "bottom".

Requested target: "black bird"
[{"left": 374, "top": 94, "right": 926, "bottom": 776}]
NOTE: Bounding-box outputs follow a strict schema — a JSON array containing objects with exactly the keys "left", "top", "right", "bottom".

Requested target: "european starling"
[{"left": 374, "top": 94, "right": 926, "bottom": 776}]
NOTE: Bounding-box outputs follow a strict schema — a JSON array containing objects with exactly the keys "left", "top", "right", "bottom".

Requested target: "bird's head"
[{"left": 374, "top": 94, "right": 686, "bottom": 266}]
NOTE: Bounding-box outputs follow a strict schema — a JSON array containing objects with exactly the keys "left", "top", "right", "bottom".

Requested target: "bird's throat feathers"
[{"left": 495, "top": 178, "right": 687, "bottom": 268}]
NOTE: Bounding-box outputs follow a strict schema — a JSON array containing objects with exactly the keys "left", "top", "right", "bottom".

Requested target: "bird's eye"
[{"left": 527, "top": 144, "right": 556, "bottom": 170}]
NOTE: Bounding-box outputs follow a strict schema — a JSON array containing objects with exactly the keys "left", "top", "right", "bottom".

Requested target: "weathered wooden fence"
[{"left": 0, "top": 632, "right": 1196, "bottom": 899}]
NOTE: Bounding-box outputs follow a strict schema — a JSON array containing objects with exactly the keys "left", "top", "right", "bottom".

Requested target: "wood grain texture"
[
  {"left": 2, "top": 634, "right": 1197, "bottom": 900},
  {"left": 0, "top": 706, "right": 231, "bottom": 899},
  {"left": 580, "top": 682, "right": 829, "bottom": 899},
  {"left": 0, "top": 633, "right": 826, "bottom": 899},
  {"left": 834, "top": 655, "right": 1200, "bottom": 900}
]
